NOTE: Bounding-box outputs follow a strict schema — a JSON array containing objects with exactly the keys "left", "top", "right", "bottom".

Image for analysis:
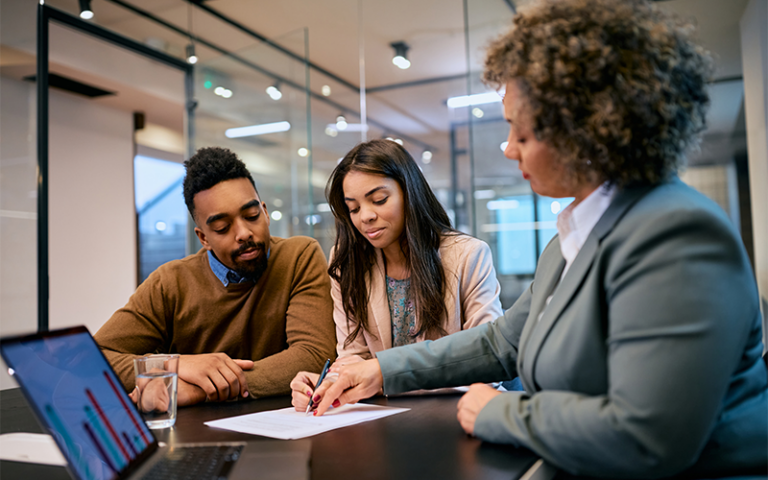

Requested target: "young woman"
[{"left": 290, "top": 139, "right": 503, "bottom": 408}]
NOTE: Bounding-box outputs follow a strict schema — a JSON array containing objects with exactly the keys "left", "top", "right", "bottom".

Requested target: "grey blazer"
[{"left": 377, "top": 178, "right": 767, "bottom": 478}]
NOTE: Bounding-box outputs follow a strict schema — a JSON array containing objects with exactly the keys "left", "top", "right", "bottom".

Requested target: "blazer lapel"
[
  {"left": 520, "top": 185, "right": 653, "bottom": 390},
  {"left": 518, "top": 238, "right": 565, "bottom": 389},
  {"left": 369, "top": 249, "right": 392, "bottom": 350}
]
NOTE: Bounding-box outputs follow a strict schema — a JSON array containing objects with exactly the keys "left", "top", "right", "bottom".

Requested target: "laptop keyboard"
[{"left": 139, "top": 445, "right": 244, "bottom": 480}]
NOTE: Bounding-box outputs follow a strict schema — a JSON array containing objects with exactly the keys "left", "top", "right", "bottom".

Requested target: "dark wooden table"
[{"left": 0, "top": 388, "right": 540, "bottom": 480}]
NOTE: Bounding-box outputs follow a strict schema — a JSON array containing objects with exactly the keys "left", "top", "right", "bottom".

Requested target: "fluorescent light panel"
[
  {"left": 447, "top": 92, "right": 502, "bottom": 108},
  {"left": 225, "top": 121, "right": 291, "bottom": 138},
  {"left": 325, "top": 123, "right": 370, "bottom": 132}
]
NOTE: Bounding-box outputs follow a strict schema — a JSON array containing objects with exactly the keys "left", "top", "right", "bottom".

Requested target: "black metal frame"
[
  {"left": 102, "top": 0, "right": 436, "bottom": 152},
  {"left": 36, "top": 4, "right": 194, "bottom": 332}
]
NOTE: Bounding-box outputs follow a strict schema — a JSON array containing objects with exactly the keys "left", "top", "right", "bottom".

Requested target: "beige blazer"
[{"left": 331, "top": 234, "right": 503, "bottom": 359}]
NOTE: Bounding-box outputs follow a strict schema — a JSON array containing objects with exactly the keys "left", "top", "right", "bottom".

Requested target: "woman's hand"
[
  {"left": 331, "top": 355, "right": 367, "bottom": 370},
  {"left": 456, "top": 383, "right": 501, "bottom": 435},
  {"left": 314, "top": 359, "right": 384, "bottom": 416},
  {"left": 290, "top": 371, "right": 320, "bottom": 411}
]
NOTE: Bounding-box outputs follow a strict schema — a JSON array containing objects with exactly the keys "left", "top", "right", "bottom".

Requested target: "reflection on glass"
[{"left": 491, "top": 195, "right": 574, "bottom": 276}]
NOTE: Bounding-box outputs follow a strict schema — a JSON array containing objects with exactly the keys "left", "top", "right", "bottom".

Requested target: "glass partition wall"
[{"left": 193, "top": 29, "right": 314, "bottom": 247}]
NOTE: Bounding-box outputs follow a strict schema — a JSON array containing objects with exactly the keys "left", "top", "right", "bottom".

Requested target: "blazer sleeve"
[
  {"left": 473, "top": 208, "right": 761, "bottom": 478},
  {"left": 329, "top": 247, "right": 374, "bottom": 360},
  {"left": 457, "top": 238, "right": 503, "bottom": 329}
]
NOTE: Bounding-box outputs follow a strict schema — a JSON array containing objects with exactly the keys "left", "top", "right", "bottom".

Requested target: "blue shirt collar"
[{"left": 207, "top": 249, "right": 270, "bottom": 287}]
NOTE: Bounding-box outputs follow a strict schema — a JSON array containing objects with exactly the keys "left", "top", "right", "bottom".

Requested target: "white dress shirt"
[{"left": 538, "top": 182, "right": 617, "bottom": 321}]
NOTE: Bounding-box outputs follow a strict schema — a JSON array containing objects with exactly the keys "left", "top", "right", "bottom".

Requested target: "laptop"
[{"left": 0, "top": 326, "right": 311, "bottom": 480}]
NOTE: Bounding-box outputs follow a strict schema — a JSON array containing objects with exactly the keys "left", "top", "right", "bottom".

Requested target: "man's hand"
[
  {"left": 177, "top": 353, "right": 253, "bottom": 402},
  {"left": 314, "top": 359, "right": 383, "bottom": 416},
  {"left": 177, "top": 378, "right": 207, "bottom": 406},
  {"left": 456, "top": 383, "right": 501, "bottom": 435}
]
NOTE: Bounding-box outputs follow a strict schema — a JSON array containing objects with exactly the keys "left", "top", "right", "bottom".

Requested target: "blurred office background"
[{"left": 1, "top": 0, "right": 767, "bottom": 390}]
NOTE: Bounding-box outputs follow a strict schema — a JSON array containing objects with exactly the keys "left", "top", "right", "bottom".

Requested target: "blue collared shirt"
[{"left": 207, "top": 249, "right": 269, "bottom": 287}]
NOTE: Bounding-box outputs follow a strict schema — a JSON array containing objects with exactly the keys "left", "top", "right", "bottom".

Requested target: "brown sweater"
[{"left": 95, "top": 236, "right": 336, "bottom": 398}]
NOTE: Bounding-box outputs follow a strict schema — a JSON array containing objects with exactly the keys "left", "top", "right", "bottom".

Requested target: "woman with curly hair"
[
  {"left": 289, "top": 139, "right": 504, "bottom": 410},
  {"left": 310, "top": 0, "right": 767, "bottom": 477}
]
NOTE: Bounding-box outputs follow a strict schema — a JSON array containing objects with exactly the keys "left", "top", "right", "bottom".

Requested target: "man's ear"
[{"left": 195, "top": 227, "right": 212, "bottom": 250}]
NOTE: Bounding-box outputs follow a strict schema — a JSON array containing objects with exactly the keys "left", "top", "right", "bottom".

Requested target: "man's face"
[{"left": 193, "top": 178, "right": 271, "bottom": 279}]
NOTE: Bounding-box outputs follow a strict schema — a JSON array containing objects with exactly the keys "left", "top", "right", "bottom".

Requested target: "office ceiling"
[{"left": 5, "top": 0, "right": 751, "bottom": 184}]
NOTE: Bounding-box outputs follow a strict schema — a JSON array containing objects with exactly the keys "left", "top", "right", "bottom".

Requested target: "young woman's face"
[{"left": 342, "top": 171, "right": 406, "bottom": 254}]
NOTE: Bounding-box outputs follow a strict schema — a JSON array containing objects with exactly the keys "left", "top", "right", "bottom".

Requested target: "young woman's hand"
[{"left": 314, "top": 359, "right": 384, "bottom": 416}]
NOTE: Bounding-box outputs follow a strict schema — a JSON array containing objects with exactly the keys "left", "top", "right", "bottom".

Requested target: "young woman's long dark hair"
[{"left": 327, "top": 139, "right": 458, "bottom": 347}]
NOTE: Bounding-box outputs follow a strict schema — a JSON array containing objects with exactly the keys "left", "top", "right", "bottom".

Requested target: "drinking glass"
[{"left": 133, "top": 354, "right": 179, "bottom": 429}]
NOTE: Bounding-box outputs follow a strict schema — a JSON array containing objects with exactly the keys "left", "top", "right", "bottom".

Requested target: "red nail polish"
[
  {"left": 332, "top": 400, "right": 340, "bottom": 408},
  {"left": 313, "top": 410, "right": 317, "bottom": 416}
]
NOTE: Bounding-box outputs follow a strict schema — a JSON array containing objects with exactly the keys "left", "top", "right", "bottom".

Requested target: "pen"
[{"left": 305, "top": 358, "right": 331, "bottom": 416}]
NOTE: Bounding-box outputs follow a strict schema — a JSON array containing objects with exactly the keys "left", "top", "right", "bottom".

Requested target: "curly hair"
[
  {"left": 183, "top": 146, "right": 258, "bottom": 222},
  {"left": 327, "top": 139, "right": 459, "bottom": 347},
  {"left": 483, "top": 0, "right": 714, "bottom": 187}
]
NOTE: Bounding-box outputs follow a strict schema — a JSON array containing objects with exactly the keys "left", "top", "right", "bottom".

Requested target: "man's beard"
[{"left": 230, "top": 240, "right": 268, "bottom": 282}]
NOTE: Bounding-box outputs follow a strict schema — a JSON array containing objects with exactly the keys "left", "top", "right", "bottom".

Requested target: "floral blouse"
[{"left": 386, "top": 276, "right": 417, "bottom": 347}]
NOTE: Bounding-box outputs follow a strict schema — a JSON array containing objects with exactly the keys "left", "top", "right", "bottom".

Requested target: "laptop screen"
[{"left": 1, "top": 327, "right": 157, "bottom": 480}]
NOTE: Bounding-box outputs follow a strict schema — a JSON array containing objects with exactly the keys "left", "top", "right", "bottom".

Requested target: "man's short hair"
[{"left": 183, "top": 147, "right": 258, "bottom": 222}]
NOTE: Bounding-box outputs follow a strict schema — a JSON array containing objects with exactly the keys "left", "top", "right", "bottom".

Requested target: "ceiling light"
[
  {"left": 321, "top": 85, "right": 332, "bottom": 96},
  {"left": 225, "top": 121, "right": 291, "bottom": 138},
  {"left": 421, "top": 150, "right": 433, "bottom": 164},
  {"left": 447, "top": 92, "right": 502, "bottom": 108},
  {"left": 326, "top": 123, "right": 369, "bottom": 133},
  {"left": 335, "top": 114, "right": 348, "bottom": 131},
  {"left": 271, "top": 210, "right": 283, "bottom": 221},
  {"left": 266, "top": 83, "right": 282, "bottom": 100},
  {"left": 298, "top": 147, "right": 309, "bottom": 157},
  {"left": 214, "top": 86, "right": 233, "bottom": 98},
  {"left": 78, "top": 0, "right": 94, "bottom": 19},
  {"left": 185, "top": 44, "right": 197, "bottom": 64},
  {"left": 472, "top": 107, "right": 484, "bottom": 118},
  {"left": 390, "top": 41, "right": 411, "bottom": 70}
]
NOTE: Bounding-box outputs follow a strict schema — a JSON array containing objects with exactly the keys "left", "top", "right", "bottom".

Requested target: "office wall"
[
  {"left": 0, "top": 79, "right": 137, "bottom": 390},
  {"left": 740, "top": 0, "right": 768, "bottom": 344},
  {"left": 48, "top": 88, "right": 137, "bottom": 333},
  {"left": 0, "top": 77, "right": 38, "bottom": 390}
]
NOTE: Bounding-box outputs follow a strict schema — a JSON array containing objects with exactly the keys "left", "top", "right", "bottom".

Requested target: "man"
[{"left": 96, "top": 147, "right": 335, "bottom": 406}]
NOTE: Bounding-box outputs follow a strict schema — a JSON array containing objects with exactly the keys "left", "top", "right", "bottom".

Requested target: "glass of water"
[{"left": 133, "top": 354, "right": 179, "bottom": 429}]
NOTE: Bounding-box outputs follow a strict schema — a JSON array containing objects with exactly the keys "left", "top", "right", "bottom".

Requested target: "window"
[
  {"left": 492, "top": 194, "right": 573, "bottom": 275},
  {"left": 134, "top": 155, "right": 188, "bottom": 283}
]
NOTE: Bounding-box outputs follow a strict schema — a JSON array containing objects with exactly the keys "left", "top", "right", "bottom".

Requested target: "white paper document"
[{"left": 205, "top": 403, "right": 409, "bottom": 440}]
